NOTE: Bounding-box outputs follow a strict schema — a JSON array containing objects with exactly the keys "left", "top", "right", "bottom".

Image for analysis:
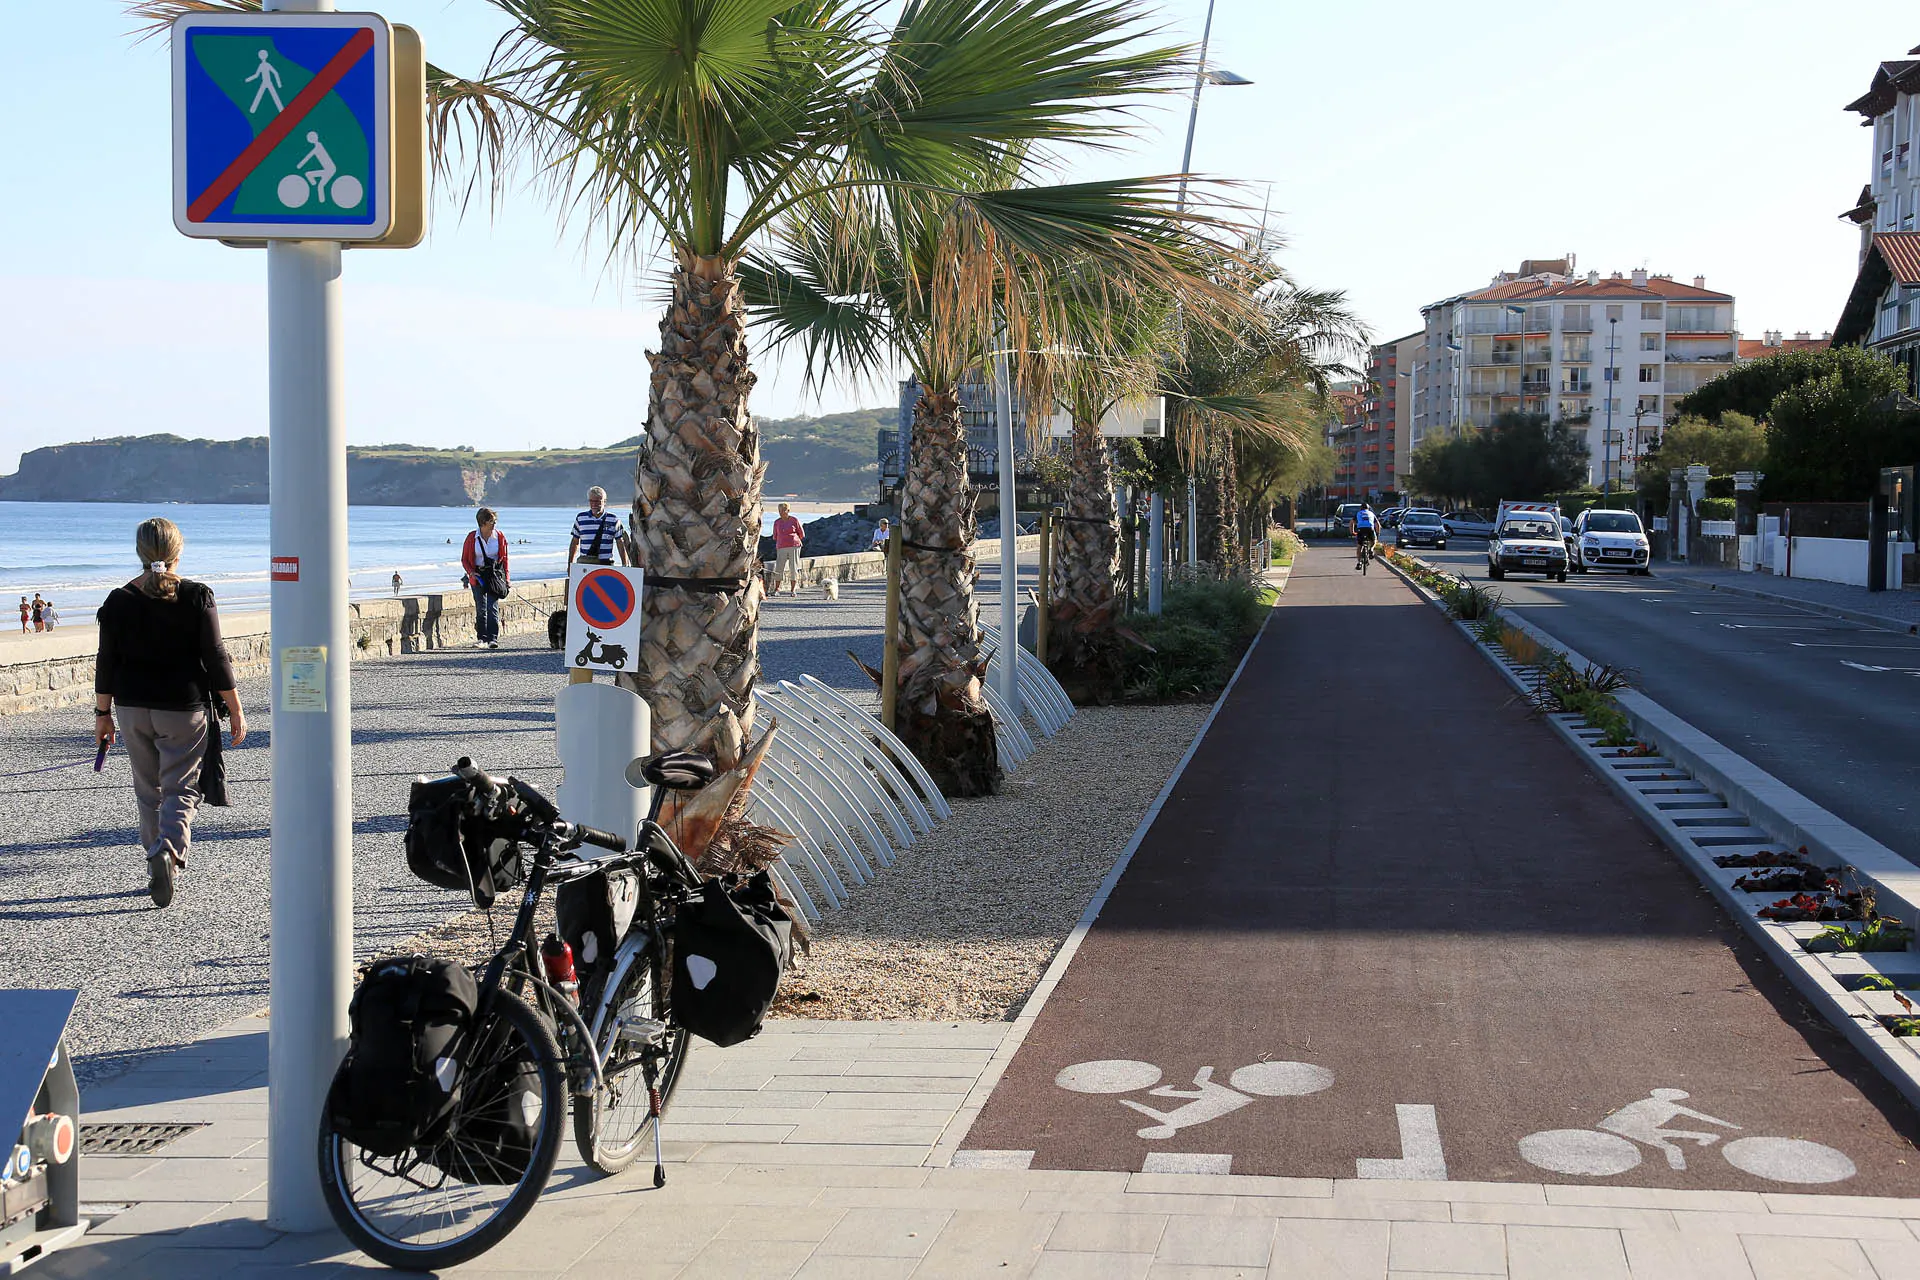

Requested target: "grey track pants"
[{"left": 119, "top": 705, "right": 208, "bottom": 864}]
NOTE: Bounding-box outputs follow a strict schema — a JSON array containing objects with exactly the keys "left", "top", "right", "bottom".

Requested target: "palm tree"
[
  {"left": 744, "top": 168, "right": 1230, "bottom": 792},
  {"left": 137, "top": 0, "right": 1192, "bottom": 774},
  {"left": 1163, "top": 237, "right": 1370, "bottom": 574}
]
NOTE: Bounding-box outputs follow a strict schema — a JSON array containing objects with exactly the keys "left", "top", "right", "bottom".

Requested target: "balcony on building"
[{"left": 1664, "top": 334, "right": 1735, "bottom": 364}]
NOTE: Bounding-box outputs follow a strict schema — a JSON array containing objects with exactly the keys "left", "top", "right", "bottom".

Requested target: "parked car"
[
  {"left": 1488, "top": 512, "right": 1568, "bottom": 582},
  {"left": 1381, "top": 506, "right": 1409, "bottom": 529},
  {"left": 1571, "top": 509, "right": 1653, "bottom": 575},
  {"left": 1441, "top": 510, "right": 1495, "bottom": 539},
  {"left": 1394, "top": 510, "right": 1448, "bottom": 550},
  {"left": 1332, "top": 502, "right": 1368, "bottom": 536},
  {"left": 1561, "top": 515, "right": 1577, "bottom": 565}
]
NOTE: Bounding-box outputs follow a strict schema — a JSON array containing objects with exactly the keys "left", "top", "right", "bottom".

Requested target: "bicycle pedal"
[{"left": 615, "top": 1015, "right": 669, "bottom": 1048}]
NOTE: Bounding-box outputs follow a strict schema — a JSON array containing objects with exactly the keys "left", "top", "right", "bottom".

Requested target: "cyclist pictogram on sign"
[
  {"left": 170, "top": 12, "right": 393, "bottom": 240},
  {"left": 566, "top": 565, "right": 645, "bottom": 674}
]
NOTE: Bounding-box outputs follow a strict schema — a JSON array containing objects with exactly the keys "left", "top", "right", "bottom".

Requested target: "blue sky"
[{"left": 1, "top": 2, "right": 1913, "bottom": 472}]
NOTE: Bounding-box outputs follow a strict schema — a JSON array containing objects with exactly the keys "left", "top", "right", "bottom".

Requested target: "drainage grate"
[{"left": 79, "top": 1122, "right": 207, "bottom": 1156}]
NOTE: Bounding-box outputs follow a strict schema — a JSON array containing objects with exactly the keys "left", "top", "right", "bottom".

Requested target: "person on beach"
[
  {"left": 871, "top": 518, "right": 891, "bottom": 550},
  {"left": 772, "top": 503, "right": 805, "bottom": 597},
  {"left": 18, "top": 597, "right": 27, "bottom": 634},
  {"left": 392, "top": 571, "right": 403, "bottom": 596},
  {"left": 32, "top": 593, "right": 46, "bottom": 632},
  {"left": 95, "top": 517, "right": 246, "bottom": 909},
  {"left": 569, "top": 486, "right": 631, "bottom": 567},
  {"left": 461, "top": 508, "right": 509, "bottom": 649},
  {"left": 42, "top": 600, "right": 59, "bottom": 631}
]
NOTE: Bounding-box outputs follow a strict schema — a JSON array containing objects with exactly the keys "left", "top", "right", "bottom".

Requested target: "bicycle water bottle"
[{"left": 541, "top": 935, "right": 580, "bottom": 1005}]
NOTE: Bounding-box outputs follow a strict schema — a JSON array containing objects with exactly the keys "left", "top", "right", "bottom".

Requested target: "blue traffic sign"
[{"left": 171, "top": 12, "right": 392, "bottom": 241}]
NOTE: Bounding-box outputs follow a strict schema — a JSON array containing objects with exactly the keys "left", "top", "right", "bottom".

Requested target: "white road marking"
[
  {"left": 1841, "top": 661, "right": 1920, "bottom": 674},
  {"left": 1519, "top": 1128, "right": 1642, "bottom": 1176},
  {"left": 1142, "top": 1152, "right": 1232, "bottom": 1174},
  {"left": 1721, "top": 1137, "right": 1857, "bottom": 1184},
  {"left": 1056, "top": 1060, "right": 1162, "bottom": 1094},
  {"left": 1355, "top": 1103, "right": 1448, "bottom": 1180},
  {"left": 1790, "top": 642, "right": 1920, "bottom": 649},
  {"left": 1720, "top": 623, "right": 1861, "bottom": 630}
]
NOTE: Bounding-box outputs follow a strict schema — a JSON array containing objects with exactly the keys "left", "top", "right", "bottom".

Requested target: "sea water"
[{"left": 1, "top": 500, "right": 842, "bottom": 617}]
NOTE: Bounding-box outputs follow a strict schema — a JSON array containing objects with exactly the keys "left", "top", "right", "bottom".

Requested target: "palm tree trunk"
[
  {"left": 897, "top": 388, "right": 1001, "bottom": 797},
  {"left": 1208, "top": 432, "right": 1238, "bottom": 571},
  {"left": 626, "top": 252, "right": 763, "bottom": 771},
  {"left": 1047, "top": 417, "right": 1124, "bottom": 701}
]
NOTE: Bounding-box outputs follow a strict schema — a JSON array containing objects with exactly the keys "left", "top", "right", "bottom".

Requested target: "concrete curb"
[
  {"left": 1377, "top": 551, "right": 1920, "bottom": 1112},
  {"left": 926, "top": 574, "right": 1287, "bottom": 1168},
  {"left": 1666, "top": 573, "right": 1920, "bottom": 637}
]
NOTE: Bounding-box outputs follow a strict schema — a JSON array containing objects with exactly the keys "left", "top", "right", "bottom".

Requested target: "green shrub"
[
  {"left": 1161, "top": 579, "right": 1266, "bottom": 640},
  {"left": 1123, "top": 619, "right": 1229, "bottom": 700},
  {"left": 1696, "top": 496, "right": 1736, "bottom": 521},
  {"left": 1270, "top": 528, "right": 1304, "bottom": 566},
  {"left": 1440, "top": 579, "right": 1502, "bottom": 621}
]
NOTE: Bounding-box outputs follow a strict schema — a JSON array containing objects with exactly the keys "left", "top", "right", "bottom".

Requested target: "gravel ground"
[
  {"left": 0, "top": 577, "right": 918, "bottom": 1084},
  {"left": 770, "top": 702, "right": 1210, "bottom": 1022}
]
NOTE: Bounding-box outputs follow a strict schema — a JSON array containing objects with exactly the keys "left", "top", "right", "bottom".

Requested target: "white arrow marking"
[{"left": 1356, "top": 1104, "right": 1448, "bottom": 1180}]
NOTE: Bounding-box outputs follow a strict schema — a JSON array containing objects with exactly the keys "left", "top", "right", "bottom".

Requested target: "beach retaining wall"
[{"left": 1, "top": 538, "right": 1037, "bottom": 716}]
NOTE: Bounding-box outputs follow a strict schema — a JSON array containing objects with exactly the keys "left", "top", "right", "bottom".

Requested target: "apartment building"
[
  {"left": 1360, "top": 332, "right": 1419, "bottom": 498},
  {"left": 1322, "top": 383, "right": 1369, "bottom": 500},
  {"left": 1737, "top": 330, "right": 1831, "bottom": 363},
  {"left": 1832, "top": 47, "right": 1920, "bottom": 390},
  {"left": 1414, "top": 260, "right": 1736, "bottom": 488}
]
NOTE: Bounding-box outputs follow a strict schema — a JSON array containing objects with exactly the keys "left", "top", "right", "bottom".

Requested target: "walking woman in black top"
[{"left": 95, "top": 518, "right": 248, "bottom": 907}]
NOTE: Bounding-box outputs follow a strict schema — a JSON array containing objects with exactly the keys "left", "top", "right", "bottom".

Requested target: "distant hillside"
[{"left": 0, "top": 408, "right": 890, "bottom": 505}]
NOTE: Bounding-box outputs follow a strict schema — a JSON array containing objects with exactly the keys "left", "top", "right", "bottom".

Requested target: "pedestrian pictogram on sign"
[
  {"left": 566, "top": 564, "right": 645, "bottom": 674},
  {"left": 171, "top": 12, "right": 393, "bottom": 241}
]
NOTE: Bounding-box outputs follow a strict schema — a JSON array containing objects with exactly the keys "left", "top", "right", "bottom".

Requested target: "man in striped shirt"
[{"left": 569, "top": 486, "right": 632, "bottom": 567}]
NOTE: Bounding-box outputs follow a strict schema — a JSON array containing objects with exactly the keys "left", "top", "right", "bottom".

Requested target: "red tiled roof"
[
  {"left": 1874, "top": 230, "right": 1920, "bottom": 285},
  {"left": 1737, "top": 338, "right": 1829, "bottom": 361},
  {"left": 1466, "top": 276, "right": 1731, "bottom": 302}
]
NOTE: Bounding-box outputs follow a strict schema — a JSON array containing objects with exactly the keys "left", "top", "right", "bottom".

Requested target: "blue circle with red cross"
[{"left": 575, "top": 569, "right": 636, "bottom": 629}]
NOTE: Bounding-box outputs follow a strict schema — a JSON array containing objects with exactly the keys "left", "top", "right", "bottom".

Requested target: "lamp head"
[{"left": 1203, "top": 65, "right": 1253, "bottom": 86}]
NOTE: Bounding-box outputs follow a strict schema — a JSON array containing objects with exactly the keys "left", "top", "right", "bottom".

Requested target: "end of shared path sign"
[{"left": 170, "top": 11, "right": 425, "bottom": 246}]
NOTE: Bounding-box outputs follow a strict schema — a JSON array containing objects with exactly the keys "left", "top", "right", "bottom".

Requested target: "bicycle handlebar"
[{"left": 570, "top": 824, "right": 627, "bottom": 853}]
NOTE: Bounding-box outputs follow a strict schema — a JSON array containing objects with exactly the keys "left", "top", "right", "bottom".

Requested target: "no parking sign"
[{"left": 566, "top": 564, "right": 645, "bottom": 672}]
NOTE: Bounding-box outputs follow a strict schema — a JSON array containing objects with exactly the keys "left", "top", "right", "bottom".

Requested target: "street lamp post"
[
  {"left": 1604, "top": 316, "right": 1620, "bottom": 505},
  {"left": 1158, "top": 0, "right": 1248, "bottom": 605},
  {"left": 1505, "top": 304, "right": 1527, "bottom": 416},
  {"left": 1398, "top": 366, "right": 1416, "bottom": 499}
]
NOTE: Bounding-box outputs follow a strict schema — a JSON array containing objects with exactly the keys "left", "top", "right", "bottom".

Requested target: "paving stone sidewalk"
[{"left": 27, "top": 1015, "right": 1920, "bottom": 1278}]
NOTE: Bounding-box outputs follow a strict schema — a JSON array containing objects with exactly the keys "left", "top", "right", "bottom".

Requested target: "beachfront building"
[
  {"left": 1832, "top": 47, "right": 1920, "bottom": 390},
  {"left": 881, "top": 375, "right": 1038, "bottom": 489},
  {"left": 1413, "top": 258, "right": 1737, "bottom": 488},
  {"left": 1363, "top": 331, "right": 1419, "bottom": 498}
]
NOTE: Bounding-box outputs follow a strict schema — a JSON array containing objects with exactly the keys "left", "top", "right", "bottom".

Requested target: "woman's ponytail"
[{"left": 135, "top": 518, "right": 185, "bottom": 602}]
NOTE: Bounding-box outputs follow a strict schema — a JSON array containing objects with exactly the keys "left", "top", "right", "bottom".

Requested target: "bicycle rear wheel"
[
  {"left": 574, "top": 949, "right": 690, "bottom": 1176},
  {"left": 320, "top": 989, "right": 565, "bottom": 1271}
]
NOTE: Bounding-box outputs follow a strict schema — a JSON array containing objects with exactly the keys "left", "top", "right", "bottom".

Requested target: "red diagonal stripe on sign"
[
  {"left": 187, "top": 27, "right": 376, "bottom": 223},
  {"left": 583, "top": 575, "right": 627, "bottom": 623}
]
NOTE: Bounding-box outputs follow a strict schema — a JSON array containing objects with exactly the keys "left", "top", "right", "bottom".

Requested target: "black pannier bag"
[
  {"left": 434, "top": 1037, "right": 545, "bottom": 1186},
  {"left": 556, "top": 867, "right": 642, "bottom": 1008},
  {"left": 669, "top": 870, "right": 794, "bottom": 1047},
  {"left": 405, "top": 772, "right": 525, "bottom": 908},
  {"left": 327, "top": 955, "right": 478, "bottom": 1156}
]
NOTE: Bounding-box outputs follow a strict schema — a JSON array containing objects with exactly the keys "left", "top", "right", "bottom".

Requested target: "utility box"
[{"left": 1, "top": 991, "right": 85, "bottom": 1271}]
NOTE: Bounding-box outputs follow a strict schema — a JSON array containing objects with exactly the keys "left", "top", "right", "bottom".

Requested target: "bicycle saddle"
[{"left": 626, "top": 750, "right": 716, "bottom": 792}]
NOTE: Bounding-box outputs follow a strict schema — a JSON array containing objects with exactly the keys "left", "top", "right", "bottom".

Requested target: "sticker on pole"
[
  {"left": 170, "top": 12, "right": 392, "bottom": 240},
  {"left": 566, "top": 565, "right": 644, "bottom": 673}
]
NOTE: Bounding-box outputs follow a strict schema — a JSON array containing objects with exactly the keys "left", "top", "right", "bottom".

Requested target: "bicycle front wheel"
[
  {"left": 320, "top": 990, "right": 565, "bottom": 1272},
  {"left": 574, "top": 950, "right": 690, "bottom": 1176}
]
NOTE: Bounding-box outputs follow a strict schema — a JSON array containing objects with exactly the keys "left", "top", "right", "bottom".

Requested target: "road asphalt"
[
  {"left": 1417, "top": 542, "right": 1920, "bottom": 863},
  {"left": 960, "top": 549, "right": 1920, "bottom": 1195}
]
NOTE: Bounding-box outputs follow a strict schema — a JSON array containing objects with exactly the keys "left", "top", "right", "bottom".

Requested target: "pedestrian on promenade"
[
  {"left": 95, "top": 517, "right": 246, "bottom": 909},
  {"left": 461, "top": 508, "right": 509, "bottom": 649},
  {"left": 569, "top": 486, "right": 631, "bottom": 567},
  {"left": 31, "top": 593, "right": 45, "bottom": 632},
  {"left": 392, "top": 571, "right": 403, "bottom": 596},
  {"left": 872, "top": 518, "right": 891, "bottom": 550},
  {"left": 772, "top": 503, "right": 806, "bottom": 597},
  {"left": 43, "top": 601, "right": 59, "bottom": 631},
  {"left": 18, "top": 597, "right": 27, "bottom": 634}
]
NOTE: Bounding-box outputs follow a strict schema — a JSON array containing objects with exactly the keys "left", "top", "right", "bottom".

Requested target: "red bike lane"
[{"left": 960, "top": 552, "right": 1920, "bottom": 1194}]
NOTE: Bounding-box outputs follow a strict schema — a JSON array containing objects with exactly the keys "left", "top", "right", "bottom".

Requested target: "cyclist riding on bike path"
[{"left": 959, "top": 551, "right": 1920, "bottom": 1193}]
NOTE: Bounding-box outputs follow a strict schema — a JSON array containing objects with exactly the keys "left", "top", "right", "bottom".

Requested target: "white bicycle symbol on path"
[
  {"left": 1056, "top": 1059, "right": 1333, "bottom": 1139},
  {"left": 1519, "top": 1089, "right": 1856, "bottom": 1185},
  {"left": 276, "top": 132, "right": 363, "bottom": 211}
]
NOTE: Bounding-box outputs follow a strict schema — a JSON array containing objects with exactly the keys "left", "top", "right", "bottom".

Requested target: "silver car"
[{"left": 1442, "top": 510, "right": 1495, "bottom": 539}]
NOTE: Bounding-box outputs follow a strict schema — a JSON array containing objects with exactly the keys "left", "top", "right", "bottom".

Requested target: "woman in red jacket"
[{"left": 460, "top": 508, "right": 509, "bottom": 648}]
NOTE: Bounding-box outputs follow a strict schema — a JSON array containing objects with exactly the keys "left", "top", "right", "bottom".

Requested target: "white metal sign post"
[{"left": 171, "top": 0, "right": 423, "bottom": 1231}]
